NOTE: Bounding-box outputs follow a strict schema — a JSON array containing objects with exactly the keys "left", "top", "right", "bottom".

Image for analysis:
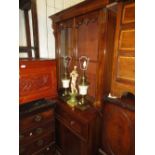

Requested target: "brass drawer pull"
[
  {"left": 29, "top": 132, "right": 33, "bottom": 136},
  {"left": 37, "top": 139, "right": 44, "bottom": 146},
  {"left": 36, "top": 128, "right": 43, "bottom": 135},
  {"left": 34, "top": 115, "right": 42, "bottom": 122}
]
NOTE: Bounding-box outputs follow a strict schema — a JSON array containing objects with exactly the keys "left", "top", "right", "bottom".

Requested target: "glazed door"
[
  {"left": 56, "top": 19, "right": 74, "bottom": 91},
  {"left": 75, "top": 10, "right": 100, "bottom": 101}
]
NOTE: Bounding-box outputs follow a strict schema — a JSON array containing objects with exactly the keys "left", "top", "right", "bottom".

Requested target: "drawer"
[
  {"left": 19, "top": 133, "right": 54, "bottom": 155},
  {"left": 20, "top": 109, "right": 54, "bottom": 131},
  {"left": 56, "top": 108, "right": 88, "bottom": 141},
  {"left": 20, "top": 121, "right": 55, "bottom": 144}
]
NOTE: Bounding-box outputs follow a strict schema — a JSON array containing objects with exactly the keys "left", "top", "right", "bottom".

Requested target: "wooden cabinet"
[
  {"left": 19, "top": 59, "right": 57, "bottom": 104},
  {"left": 100, "top": 93, "right": 135, "bottom": 155},
  {"left": 111, "top": 2, "right": 135, "bottom": 97},
  {"left": 55, "top": 100, "right": 100, "bottom": 155},
  {"left": 19, "top": 99, "right": 56, "bottom": 155},
  {"left": 50, "top": 0, "right": 117, "bottom": 107}
]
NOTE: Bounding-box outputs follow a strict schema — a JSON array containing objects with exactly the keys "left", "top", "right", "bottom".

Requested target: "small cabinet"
[
  {"left": 111, "top": 2, "right": 135, "bottom": 97},
  {"left": 55, "top": 100, "right": 100, "bottom": 155}
]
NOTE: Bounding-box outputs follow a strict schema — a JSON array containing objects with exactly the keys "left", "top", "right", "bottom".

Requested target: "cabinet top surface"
[{"left": 56, "top": 99, "right": 98, "bottom": 123}]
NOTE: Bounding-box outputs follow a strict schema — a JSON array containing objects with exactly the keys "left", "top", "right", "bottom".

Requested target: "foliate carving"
[
  {"left": 57, "top": 22, "right": 73, "bottom": 32},
  {"left": 20, "top": 74, "right": 51, "bottom": 94}
]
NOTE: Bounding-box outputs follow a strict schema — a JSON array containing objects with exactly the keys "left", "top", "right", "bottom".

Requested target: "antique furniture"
[
  {"left": 50, "top": 0, "right": 117, "bottom": 107},
  {"left": 19, "top": 59, "right": 58, "bottom": 154},
  {"left": 49, "top": 0, "right": 120, "bottom": 154},
  {"left": 55, "top": 100, "right": 100, "bottom": 155},
  {"left": 99, "top": 92, "right": 135, "bottom": 155},
  {"left": 19, "top": 99, "right": 56, "bottom": 155},
  {"left": 49, "top": 0, "right": 119, "bottom": 155},
  {"left": 19, "top": 59, "right": 57, "bottom": 104},
  {"left": 111, "top": 2, "right": 135, "bottom": 97}
]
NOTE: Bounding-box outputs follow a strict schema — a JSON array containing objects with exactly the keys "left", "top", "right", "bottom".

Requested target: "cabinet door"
[
  {"left": 75, "top": 11, "right": 99, "bottom": 101},
  {"left": 56, "top": 19, "right": 74, "bottom": 90},
  {"left": 55, "top": 119, "right": 84, "bottom": 155},
  {"left": 111, "top": 2, "right": 135, "bottom": 97}
]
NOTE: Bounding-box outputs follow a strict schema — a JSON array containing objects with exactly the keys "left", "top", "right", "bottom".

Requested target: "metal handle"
[
  {"left": 34, "top": 115, "right": 42, "bottom": 122},
  {"left": 20, "top": 64, "right": 26, "bottom": 68},
  {"left": 29, "top": 132, "right": 33, "bottom": 136}
]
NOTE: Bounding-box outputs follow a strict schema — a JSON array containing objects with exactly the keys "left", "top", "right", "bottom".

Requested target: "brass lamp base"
[
  {"left": 67, "top": 93, "right": 78, "bottom": 108},
  {"left": 76, "top": 97, "right": 90, "bottom": 111}
]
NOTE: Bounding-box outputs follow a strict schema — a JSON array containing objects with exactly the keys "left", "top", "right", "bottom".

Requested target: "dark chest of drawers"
[{"left": 19, "top": 99, "right": 56, "bottom": 155}]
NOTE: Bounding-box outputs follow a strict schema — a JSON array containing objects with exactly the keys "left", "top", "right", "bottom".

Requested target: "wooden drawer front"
[
  {"left": 56, "top": 108, "right": 88, "bottom": 141},
  {"left": 20, "top": 121, "right": 54, "bottom": 144},
  {"left": 19, "top": 133, "right": 54, "bottom": 155},
  {"left": 20, "top": 109, "right": 54, "bottom": 131},
  {"left": 122, "top": 3, "right": 135, "bottom": 24}
]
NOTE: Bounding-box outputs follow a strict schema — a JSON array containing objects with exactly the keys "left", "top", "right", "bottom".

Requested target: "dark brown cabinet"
[
  {"left": 55, "top": 100, "right": 100, "bottom": 155},
  {"left": 19, "top": 99, "right": 56, "bottom": 155}
]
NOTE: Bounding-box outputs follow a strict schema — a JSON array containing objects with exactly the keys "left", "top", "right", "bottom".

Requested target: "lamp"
[
  {"left": 61, "top": 56, "right": 71, "bottom": 99},
  {"left": 77, "top": 56, "right": 90, "bottom": 110}
]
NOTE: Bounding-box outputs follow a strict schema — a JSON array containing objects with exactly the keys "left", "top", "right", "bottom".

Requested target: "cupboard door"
[
  {"left": 75, "top": 11, "right": 99, "bottom": 100},
  {"left": 55, "top": 119, "right": 83, "bottom": 155},
  {"left": 111, "top": 2, "right": 135, "bottom": 97}
]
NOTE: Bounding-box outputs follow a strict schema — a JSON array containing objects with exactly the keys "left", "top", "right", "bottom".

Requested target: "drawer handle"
[
  {"left": 70, "top": 120, "right": 75, "bottom": 126},
  {"left": 37, "top": 139, "right": 44, "bottom": 146},
  {"left": 20, "top": 64, "right": 26, "bottom": 68},
  {"left": 36, "top": 128, "right": 43, "bottom": 135},
  {"left": 34, "top": 115, "right": 42, "bottom": 122},
  {"left": 29, "top": 132, "right": 33, "bottom": 136}
]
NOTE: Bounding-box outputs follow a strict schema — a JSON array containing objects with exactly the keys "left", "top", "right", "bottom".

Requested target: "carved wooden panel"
[
  {"left": 122, "top": 3, "right": 135, "bottom": 24},
  {"left": 19, "top": 59, "right": 57, "bottom": 104}
]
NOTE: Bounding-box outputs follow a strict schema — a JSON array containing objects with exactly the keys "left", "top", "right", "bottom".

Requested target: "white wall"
[{"left": 19, "top": 0, "right": 85, "bottom": 58}]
